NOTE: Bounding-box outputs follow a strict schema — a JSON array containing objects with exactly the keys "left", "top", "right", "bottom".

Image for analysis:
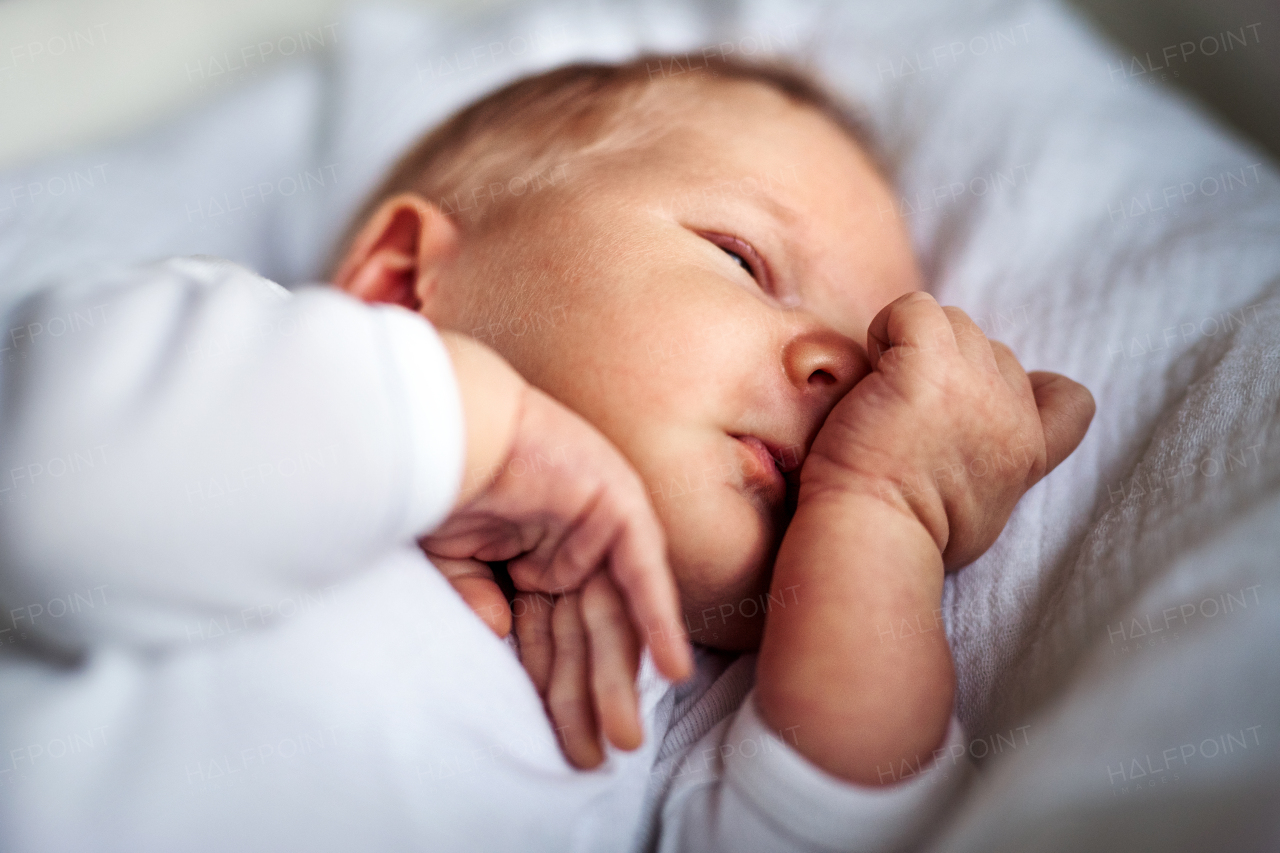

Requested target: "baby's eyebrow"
[
  {"left": 747, "top": 189, "right": 803, "bottom": 232},
  {"left": 724, "top": 190, "right": 804, "bottom": 297}
]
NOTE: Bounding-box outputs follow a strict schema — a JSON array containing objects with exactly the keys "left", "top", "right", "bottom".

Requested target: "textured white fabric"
[
  {"left": 0, "top": 546, "right": 661, "bottom": 853},
  {"left": 1, "top": 0, "right": 1278, "bottom": 848},
  {"left": 643, "top": 654, "right": 972, "bottom": 853},
  {"left": 791, "top": 2, "right": 1280, "bottom": 847},
  {"left": 0, "top": 258, "right": 464, "bottom": 653}
]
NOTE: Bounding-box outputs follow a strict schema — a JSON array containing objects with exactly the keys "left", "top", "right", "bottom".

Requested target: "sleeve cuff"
[
  {"left": 372, "top": 305, "right": 466, "bottom": 537},
  {"left": 723, "top": 689, "right": 971, "bottom": 852}
]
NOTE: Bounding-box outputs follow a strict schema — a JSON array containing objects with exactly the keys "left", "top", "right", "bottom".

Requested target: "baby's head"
[{"left": 334, "top": 56, "right": 921, "bottom": 650}]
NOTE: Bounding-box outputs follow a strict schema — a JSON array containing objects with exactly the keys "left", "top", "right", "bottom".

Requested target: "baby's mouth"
[
  {"left": 733, "top": 435, "right": 803, "bottom": 518},
  {"left": 734, "top": 435, "right": 785, "bottom": 503}
]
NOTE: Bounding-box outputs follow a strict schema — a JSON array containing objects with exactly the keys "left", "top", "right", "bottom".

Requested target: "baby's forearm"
[
  {"left": 755, "top": 490, "right": 954, "bottom": 785},
  {"left": 436, "top": 331, "right": 525, "bottom": 508}
]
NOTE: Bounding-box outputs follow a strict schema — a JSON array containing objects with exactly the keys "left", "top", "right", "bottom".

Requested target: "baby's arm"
[
  {"left": 0, "top": 258, "right": 467, "bottom": 653},
  {"left": 756, "top": 293, "right": 1095, "bottom": 784},
  {"left": 646, "top": 296, "right": 1094, "bottom": 853},
  {"left": 758, "top": 476, "right": 952, "bottom": 781},
  {"left": 0, "top": 256, "right": 689, "bottom": 849},
  {"left": 0, "top": 256, "right": 689, "bottom": 683}
]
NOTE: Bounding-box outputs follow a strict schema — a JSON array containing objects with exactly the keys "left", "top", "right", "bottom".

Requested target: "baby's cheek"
[
  {"left": 643, "top": 458, "right": 739, "bottom": 508},
  {"left": 657, "top": 488, "right": 776, "bottom": 649}
]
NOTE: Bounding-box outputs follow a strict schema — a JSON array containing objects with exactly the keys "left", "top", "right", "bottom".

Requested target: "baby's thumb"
[
  {"left": 430, "top": 554, "right": 513, "bottom": 638},
  {"left": 1028, "top": 371, "right": 1095, "bottom": 477}
]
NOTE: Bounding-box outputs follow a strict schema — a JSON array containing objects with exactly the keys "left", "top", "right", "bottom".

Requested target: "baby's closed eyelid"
[{"left": 697, "top": 231, "right": 773, "bottom": 292}]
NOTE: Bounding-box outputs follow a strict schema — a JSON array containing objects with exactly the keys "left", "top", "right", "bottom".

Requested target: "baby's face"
[{"left": 427, "top": 80, "right": 920, "bottom": 649}]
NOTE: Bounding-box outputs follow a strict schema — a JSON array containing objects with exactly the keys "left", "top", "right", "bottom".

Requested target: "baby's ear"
[{"left": 332, "top": 193, "right": 459, "bottom": 312}]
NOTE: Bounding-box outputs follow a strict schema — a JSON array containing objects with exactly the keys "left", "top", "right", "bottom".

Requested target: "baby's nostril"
[{"left": 809, "top": 369, "right": 837, "bottom": 386}]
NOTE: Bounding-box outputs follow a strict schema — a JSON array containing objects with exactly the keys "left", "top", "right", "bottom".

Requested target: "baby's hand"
[
  {"left": 511, "top": 574, "right": 642, "bottom": 768},
  {"left": 428, "top": 555, "right": 646, "bottom": 770},
  {"left": 803, "top": 293, "right": 1094, "bottom": 569},
  {"left": 423, "top": 333, "right": 692, "bottom": 681}
]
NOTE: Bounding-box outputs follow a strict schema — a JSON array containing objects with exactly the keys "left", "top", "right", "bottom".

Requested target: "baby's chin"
[
  {"left": 670, "top": 554, "right": 774, "bottom": 652},
  {"left": 643, "top": 465, "right": 786, "bottom": 648},
  {"left": 680, "top": 599, "right": 767, "bottom": 651}
]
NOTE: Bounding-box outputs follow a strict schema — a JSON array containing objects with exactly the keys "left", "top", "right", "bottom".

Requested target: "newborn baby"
[
  {"left": 332, "top": 53, "right": 1093, "bottom": 820},
  {"left": 0, "top": 53, "right": 1092, "bottom": 853}
]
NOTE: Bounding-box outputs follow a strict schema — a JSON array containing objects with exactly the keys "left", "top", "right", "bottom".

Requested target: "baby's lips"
[
  {"left": 735, "top": 435, "right": 787, "bottom": 506},
  {"left": 761, "top": 438, "right": 805, "bottom": 474}
]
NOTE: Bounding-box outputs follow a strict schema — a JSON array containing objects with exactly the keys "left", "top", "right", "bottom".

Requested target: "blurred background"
[{"left": 0, "top": 0, "right": 1277, "bottom": 172}]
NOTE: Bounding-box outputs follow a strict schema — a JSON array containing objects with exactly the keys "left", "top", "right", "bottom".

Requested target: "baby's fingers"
[
  {"left": 989, "top": 340, "right": 1035, "bottom": 404},
  {"left": 605, "top": 507, "right": 692, "bottom": 685},
  {"left": 548, "top": 593, "right": 604, "bottom": 769},
  {"left": 1027, "top": 371, "right": 1096, "bottom": 477},
  {"left": 942, "top": 305, "right": 999, "bottom": 373},
  {"left": 429, "top": 554, "right": 511, "bottom": 638},
  {"left": 514, "top": 591, "right": 556, "bottom": 694},
  {"left": 581, "top": 573, "right": 643, "bottom": 752},
  {"left": 521, "top": 483, "right": 688, "bottom": 684},
  {"left": 866, "top": 292, "right": 956, "bottom": 370}
]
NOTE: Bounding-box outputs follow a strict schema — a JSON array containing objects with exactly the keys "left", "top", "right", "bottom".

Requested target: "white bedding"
[{"left": 1, "top": 0, "right": 1278, "bottom": 848}]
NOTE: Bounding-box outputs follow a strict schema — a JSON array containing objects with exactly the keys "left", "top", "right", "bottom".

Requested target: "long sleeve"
[
  {"left": 0, "top": 547, "right": 661, "bottom": 853},
  {"left": 642, "top": 654, "right": 972, "bottom": 853},
  {"left": 0, "top": 257, "right": 464, "bottom": 654},
  {"left": 0, "top": 257, "right": 668, "bottom": 852}
]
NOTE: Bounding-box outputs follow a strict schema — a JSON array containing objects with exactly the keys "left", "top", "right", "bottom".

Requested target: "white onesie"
[{"left": 0, "top": 258, "right": 970, "bottom": 853}]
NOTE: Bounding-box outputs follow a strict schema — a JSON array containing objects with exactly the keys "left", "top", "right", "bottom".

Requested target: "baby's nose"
[{"left": 780, "top": 327, "right": 868, "bottom": 399}]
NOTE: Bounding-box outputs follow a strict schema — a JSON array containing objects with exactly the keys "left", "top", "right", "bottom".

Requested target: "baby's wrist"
[
  {"left": 438, "top": 331, "right": 526, "bottom": 508},
  {"left": 797, "top": 460, "right": 948, "bottom": 558}
]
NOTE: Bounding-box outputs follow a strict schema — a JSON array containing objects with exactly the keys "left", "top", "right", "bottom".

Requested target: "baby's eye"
[
  {"left": 720, "top": 248, "right": 757, "bottom": 280},
  {"left": 699, "top": 231, "right": 765, "bottom": 286}
]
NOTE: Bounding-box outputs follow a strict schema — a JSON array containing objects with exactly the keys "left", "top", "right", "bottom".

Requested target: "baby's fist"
[{"left": 803, "top": 293, "right": 1094, "bottom": 570}]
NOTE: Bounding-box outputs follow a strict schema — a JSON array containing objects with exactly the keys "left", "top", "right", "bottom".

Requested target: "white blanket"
[{"left": 2, "top": 0, "right": 1278, "bottom": 848}]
